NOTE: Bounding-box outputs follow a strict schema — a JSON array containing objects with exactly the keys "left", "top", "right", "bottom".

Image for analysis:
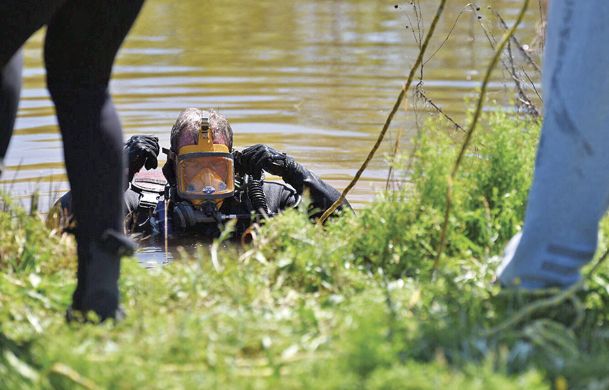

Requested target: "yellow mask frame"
[{"left": 172, "top": 117, "right": 235, "bottom": 208}]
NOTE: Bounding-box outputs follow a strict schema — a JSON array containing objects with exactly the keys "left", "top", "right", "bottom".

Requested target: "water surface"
[{"left": 4, "top": 0, "right": 543, "bottom": 262}]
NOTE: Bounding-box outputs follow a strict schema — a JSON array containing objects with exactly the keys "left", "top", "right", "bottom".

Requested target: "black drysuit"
[
  {"left": 58, "top": 166, "right": 350, "bottom": 239},
  {"left": 0, "top": 0, "right": 145, "bottom": 319}
]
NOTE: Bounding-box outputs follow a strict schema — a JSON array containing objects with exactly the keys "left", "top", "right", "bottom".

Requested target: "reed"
[
  {"left": 317, "top": 0, "right": 448, "bottom": 225},
  {"left": 433, "top": 0, "right": 530, "bottom": 271}
]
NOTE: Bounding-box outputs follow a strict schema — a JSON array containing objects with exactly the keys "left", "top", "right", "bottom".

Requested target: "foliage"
[{"left": 4, "top": 113, "right": 609, "bottom": 388}]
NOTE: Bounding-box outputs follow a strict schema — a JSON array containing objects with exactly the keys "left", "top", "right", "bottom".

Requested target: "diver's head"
[
  {"left": 163, "top": 108, "right": 235, "bottom": 208},
  {"left": 170, "top": 108, "right": 233, "bottom": 153},
  {"left": 163, "top": 108, "right": 234, "bottom": 183}
]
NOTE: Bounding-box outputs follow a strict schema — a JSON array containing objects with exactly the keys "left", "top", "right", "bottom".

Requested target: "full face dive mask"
[{"left": 164, "top": 116, "right": 235, "bottom": 208}]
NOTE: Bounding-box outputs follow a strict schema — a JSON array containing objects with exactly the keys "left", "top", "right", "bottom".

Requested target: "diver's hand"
[
  {"left": 238, "top": 144, "right": 292, "bottom": 178},
  {"left": 125, "top": 135, "right": 160, "bottom": 182}
]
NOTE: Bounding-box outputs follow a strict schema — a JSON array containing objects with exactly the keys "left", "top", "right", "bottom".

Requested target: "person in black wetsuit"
[
  {"left": 57, "top": 108, "right": 350, "bottom": 240},
  {"left": 0, "top": 0, "right": 145, "bottom": 321}
]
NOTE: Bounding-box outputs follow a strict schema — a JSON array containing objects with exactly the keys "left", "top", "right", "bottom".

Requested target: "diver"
[{"left": 55, "top": 108, "right": 350, "bottom": 241}]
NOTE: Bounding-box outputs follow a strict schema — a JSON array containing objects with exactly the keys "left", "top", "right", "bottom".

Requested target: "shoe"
[
  {"left": 497, "top": 233, "right": 593, "bottom": 289},
  {"left": 67, "top": 230, "right": 135, "bottom": 323}
]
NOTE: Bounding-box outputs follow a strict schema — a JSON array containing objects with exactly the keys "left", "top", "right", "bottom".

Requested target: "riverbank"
[{"left": 2, "top": 113, "right": 608, "bottom": 389}]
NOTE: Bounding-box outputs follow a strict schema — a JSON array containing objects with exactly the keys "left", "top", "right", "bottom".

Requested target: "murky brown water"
[{"left": 3, "top": 0, "right": 543, "bottom": 263}]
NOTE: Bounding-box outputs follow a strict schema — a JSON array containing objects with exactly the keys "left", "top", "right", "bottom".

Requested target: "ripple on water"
[{"left": 5, "top": 0, "right": 543, "bottom": 262}]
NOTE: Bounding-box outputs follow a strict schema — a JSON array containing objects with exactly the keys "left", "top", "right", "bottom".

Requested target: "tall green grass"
[{"left": 3, "top": 112, "right": 609, "bottom": 389}]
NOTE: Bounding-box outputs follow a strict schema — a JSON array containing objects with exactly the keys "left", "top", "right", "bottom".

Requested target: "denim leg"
[{"left": 497, "top": 0, "right": 609, "bottom": 288}]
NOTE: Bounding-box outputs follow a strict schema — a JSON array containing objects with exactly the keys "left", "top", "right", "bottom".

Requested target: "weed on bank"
[{"left": 2, "top": 113, "right": 609, "bottom": 388}]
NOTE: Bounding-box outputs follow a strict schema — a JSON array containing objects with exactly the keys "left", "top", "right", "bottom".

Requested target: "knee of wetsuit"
[{"left": 46, "top": 76, "right": 109, "bottom": 105}]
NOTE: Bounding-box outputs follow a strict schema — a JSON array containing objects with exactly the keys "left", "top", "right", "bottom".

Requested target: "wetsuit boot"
[{"left": 68, "top": 230, "right": 135, "bottom": 322}]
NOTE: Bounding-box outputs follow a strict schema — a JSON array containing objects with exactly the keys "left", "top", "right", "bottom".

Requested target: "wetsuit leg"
[
  {"left": 44, "top": 0, "right": 144, "bottom": 318},
  {"left": 497, "top": 0, "right": 609, "bottom": 288},
  {"left": 0, "top": 51, "right": 23, "bottom": 169},
  {"left": 0, "top": 0, "right": 67, "bottom": 167}
]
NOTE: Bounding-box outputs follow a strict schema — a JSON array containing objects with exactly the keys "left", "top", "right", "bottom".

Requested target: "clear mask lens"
[{"left": 176, "top": 154, "right": 234, "bottom": 201}]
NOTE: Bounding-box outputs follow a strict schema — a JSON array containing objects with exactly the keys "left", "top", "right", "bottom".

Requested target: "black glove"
[
  {"left": 125, "top": 135, "right": 160, "bottom": 182},
  {"left": 236, "top": 144, "right": 290, "bottom": 177},
  {"left": 236, "top": 144, "right": 349, "bottom": 212},
  {"left": 236, "top": 144, "right": 306, "bottom": 190}
]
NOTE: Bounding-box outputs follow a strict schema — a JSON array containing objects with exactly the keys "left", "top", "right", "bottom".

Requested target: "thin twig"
[
  {"left": 475, "top": 8, "right": 540, "bottom": 112},
  {"left": 413, "top": 0, "right": 424, "bottom": 46},
  {"left": 433, "top": 0, "right": 530, "bottom": 270},
  {"left": 7, "top": 158, "right": 23, "bottom": 197},
  {"left": 523, "top": 69, "right": 543, "bottom": 102},
  {"left": 495, "top": 10, "right": 541, "bottom": 73},
  {"left": 415, "top": 0, "right": 424, "bottom": 80},
  {"left": 471, "top": 4, "right": 497, "bottom": 47},
  {"left": 494, "top": 9, "right": 540, "bottom": 116},
  {"left": 317, "top": 0, "right": 448, "bottom": 225},
  {"left": 405, "top": 13, "right": 421, "bottom": 46},
  {"left": 423, "top": 4, "right": 473, "bottom": 66},
  {"left": 387, "top": 2, "right": 427, "bottom": 190},
  {"left": 506, "top": 40, "right": 540, "bottom": 117},
  {"left": 385, "top": 125, "right": 403, "bottom": 191},
  {"left": 416, "top": 88, "right": 465, "bottom": 132}
]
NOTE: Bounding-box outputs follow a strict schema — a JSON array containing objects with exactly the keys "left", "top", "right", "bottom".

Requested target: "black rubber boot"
[{"left": 67, "top": 230, "right": 135, "bottom": 323}]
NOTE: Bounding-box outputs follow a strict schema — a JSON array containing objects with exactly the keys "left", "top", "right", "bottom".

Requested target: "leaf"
[
  {"left": 4, "top": 350, "right": 39, "bottom": 383},
  {"left": 50, "top": 363, "right": 100, "bottom": 390}
]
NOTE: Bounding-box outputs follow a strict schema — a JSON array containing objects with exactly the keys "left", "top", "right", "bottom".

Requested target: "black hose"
[{"left": 246, "top": 177, "right": 269, "bottom": 216}]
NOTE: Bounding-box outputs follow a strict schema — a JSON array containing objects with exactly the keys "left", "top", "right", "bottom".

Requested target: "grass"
[{"left": 3, "top": 112, "right": 609, "bottom": 389}]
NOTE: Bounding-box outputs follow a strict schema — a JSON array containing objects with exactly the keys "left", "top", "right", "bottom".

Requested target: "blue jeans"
[{"left": 497, "top": 0, "right": 609, "bottom": 288}]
